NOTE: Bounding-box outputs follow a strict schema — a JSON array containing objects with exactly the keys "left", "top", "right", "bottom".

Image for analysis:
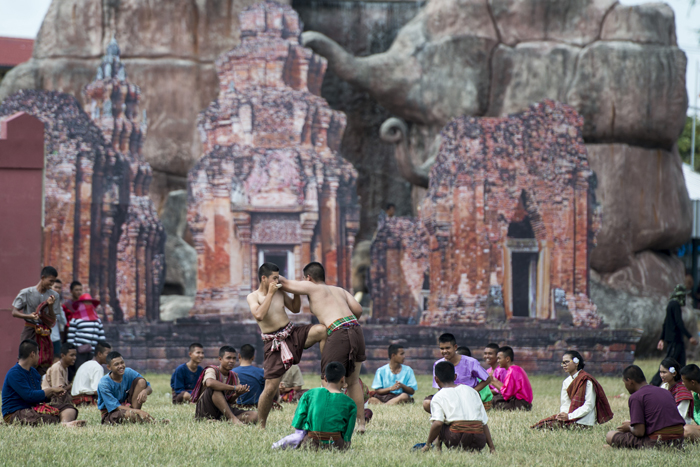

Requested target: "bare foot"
[{"left": 63, "top": 420, "right": 87, "bottom": 428}]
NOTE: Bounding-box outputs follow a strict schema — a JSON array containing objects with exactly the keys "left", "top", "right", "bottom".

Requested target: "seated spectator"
[
  {"left": 279, "top": 364, "right": 306, "bottom": 403},
  {"left": 492, "top": 346, "right": 533, "bottom": 411},
  {"left": 483, "top": 343, "right": 506, "bottom": 394},
  {"left": 71, "top": 341, "right": 111, "bottom": 406},
  {"left": 680, "top": 364, "right": 700, "bottom": 442},
  {"left": 293, "top": 362, "right": 357, "bottom": 450},
  {"left": 531, "top": 350, "right": 613, "bottom": 429},
  {"left": 2, "top": 339, "right": 85, "bottom": 427},
  {"left": 97, "top": 351, "right": 160, "bottom": 424},
  {"left": 191, "top": 346, "right": 257, "bottom": 424},
  {"left": 422, "top": 361, "right": 495, "bottom": 453},
  {"left": 233, "top": 344, "right": 265, "bottom": 407},
  {"left": 422, "top": 333, "right": 492, "bottom": 414},
  {"left": 170, "top": 342, "right": 204, "bottom": 404},
  {"left": 606, "top": 365, "right": 685, "bottom": 449},
  {"left": 457, "top": 346, "right": 493, "bottom": 410},
  {"left": 659, "top": 358, "right": 694, "bottom": 425},
  {"left": 42, "top": 342, "right": 77, "bottom": 391},
  {"left": 369, "top": 344, "right": 417, "bottom": 405}
]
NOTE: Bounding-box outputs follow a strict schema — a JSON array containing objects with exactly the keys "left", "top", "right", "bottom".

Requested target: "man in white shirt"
[
  {"left": 71, "top": 341, "right": 111, "bottom": 406},
  {"left": 422, "top": 361, "right": 496, "bottom": 453}
]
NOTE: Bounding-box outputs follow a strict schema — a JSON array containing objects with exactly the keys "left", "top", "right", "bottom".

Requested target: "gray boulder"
[
  {"left": 160, "top": 295, "right": 195, "bottom": 322},
  {"left": 162, "top": 190, "right": 197, "bottom": 297}
]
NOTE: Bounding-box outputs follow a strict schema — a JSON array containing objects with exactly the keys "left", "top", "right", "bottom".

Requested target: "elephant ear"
[{"left": 380, "top": 118, "right": 430, "bottom": 188}]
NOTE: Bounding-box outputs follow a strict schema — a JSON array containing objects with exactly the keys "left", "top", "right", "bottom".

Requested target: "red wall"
[{"left": 0, "top": 112, "right": 44, "bottom": 384}]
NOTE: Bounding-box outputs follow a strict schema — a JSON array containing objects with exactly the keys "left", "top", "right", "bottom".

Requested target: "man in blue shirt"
[
  {"left": 97, "top": 351, "right": 156, "bottom": 424},
  {"left": 369, "top": 344, "right": 418, "bottom": 405},
  {"left": 170, "top": 342, "right": 205, "bottom": 404},
  {"left": 233, "top": 344, "right": 265, "bottom": 406},
  {"left": 2, "top": 339, "right": 85, "bottom": 427}
]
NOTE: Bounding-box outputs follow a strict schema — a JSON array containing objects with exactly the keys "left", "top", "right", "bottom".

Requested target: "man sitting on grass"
[
  {"left": 279, "top": 364, "right": 306, "bottom": 403},
  {"left": 97, "top": 351, "right": 159, "bottom": 424},
  {"left": 369, "top": 344, "right": 417, "bottom": 405},
  {"left": 42, "top": 342, "right": 77, "bottom": 390},
  {"left": 191, "top": 345, "right": 257, "bottom": 424},
  {"left": 457, "top": 346, "right": 493, "bottom": 410},
  {"left": 2, "top": 339, "right": 85, "bottom": 427},
  {"left": 294, "top": 361, "right": 357, "bottom": 449},
  {"left": 606, "top": 365, "right": 685, "bottom": 449},
  {"left": 483, "top": 343, "right": 506, "bottom": 394},
  {"left": 422, "top": 333, "right": 492, "bottom": 413},
  {"left": 681, "top": 364, "right": 700, "bottom": 442},
  {"left": 71, "top": 341, "right": 110, "bottom": 406},
  {"left": 170, "top": 342, "right": 204, "bottom": 404},
  {"left": 233, "top": 344, "right": 265, "bottom": 407},
  {"left": 492, "top": 346, "right": 533, "bottom": 411},
  {"left": 422, "top": 361, "right": 495, "bottom": 453}
]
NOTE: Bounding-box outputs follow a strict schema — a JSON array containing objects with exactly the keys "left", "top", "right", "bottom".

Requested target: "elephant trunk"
[
  {"left": 380, "top": 117, "right": 430, "bottom": 188},
  {"left": 302, "top": 31, "right": 373, "bottom": 93}
]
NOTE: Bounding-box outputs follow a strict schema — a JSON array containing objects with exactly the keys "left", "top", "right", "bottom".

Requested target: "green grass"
[{"left": 0, "top": 359, "right": 697, "bottom": 466}]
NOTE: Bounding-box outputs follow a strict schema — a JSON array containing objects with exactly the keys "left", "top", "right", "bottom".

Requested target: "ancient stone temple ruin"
[
  {"left": 371, "top": 101, "right": 601, "bottom": 328},
  {"left": 0, "top": 40, "right": 165, "bottom": 322},
  {"left": 188, "top": 1, "right": 359, "bottom": 317}
]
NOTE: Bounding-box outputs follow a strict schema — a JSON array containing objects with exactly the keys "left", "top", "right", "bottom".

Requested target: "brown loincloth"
[
  {"left": 100, "top": 377, "right": 146, "bottom": 425},
  {"left": 320, "top": 325, "right": 366, "bottom": 377},
  {"left": 263, "top": 324, "right": 313, "bottom": 380},
  {"left": 72, "top": 394, "right": 97, "bottom": 407},
  {"left": 4, "top": 390, "right": 77, "bottom": 426},
  {"left": 172, "top": 391, "right": 189, "bottom": 404},
  {"left": 531, "top": 414, "right": 589, "bottom": 430},
  {"left": 611, "top": 426, "right": 684, "bottom": 450},
  {"left": 492, "top": 393, "right": 532, "bottom": 411},
  {"left": 438, "top": 421, "right": 486, "bottom": 451},
  {"left": 372, "top": 392, "right": 414, "bottom": 404},
  {"left": 302, "top": 431, "right": 347, "bottom": 450},
  {"left": 194, "top": 387, "right": 247, "bottom": 421}
]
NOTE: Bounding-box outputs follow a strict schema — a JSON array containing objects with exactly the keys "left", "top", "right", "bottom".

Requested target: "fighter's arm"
[
  {"left": 344, "top": 290, "right": 363, "bottom": 319},
  {"left": 278, "top": 277, "right": 316, "bottom": 296},
  {"left": 247, "top": 289, "right": 276, "bottom": 322},
  {"left": 283, "top": 293, "right": 301, "bottom": 314}
]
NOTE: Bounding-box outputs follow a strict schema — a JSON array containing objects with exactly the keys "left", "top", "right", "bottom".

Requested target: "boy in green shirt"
[
  {"left": 681, "top": 364, "right": 700, "bottom": 442},
  {"left": 291, "top": 361, "right": 357, "bottom": 450}
]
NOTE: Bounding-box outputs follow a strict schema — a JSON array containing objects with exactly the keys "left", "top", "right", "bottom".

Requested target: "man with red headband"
[{"left": 66, "top": 292, "right": 106, "bottom": 373}]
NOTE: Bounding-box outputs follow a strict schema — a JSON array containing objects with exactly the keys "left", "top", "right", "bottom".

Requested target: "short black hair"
[
  {"left": 385, "top": 203, "right": 395, "bottom": 210},
  {"left": 622, "top": 365, "right": 646, "bottom": 383},
  {"left": 661, "top": 358, "right": 682, "bottom": 382},
  {"left": 435, "top": 361, "right": 456, "bottom": 384},
  {"left": 564, "top": 350, "right": 585, "bottom": 371},
  {"left": 324, "top": 361, "right": 346, "bottom": 383},
  {"left": 70, "top": 281, "right": 82, "bottom": 291},
  {"left": 19, "top": 339, "right": 39, "bottom": 359},
  {"left": 485, "top": 343, "right": 500, "bottom": 351},
  {"left": 60, "top": 342, "right": 77, "bottom": 356},
  {"left": 438, "top": 333, "right": 456, "bottom": 346},
  {"left": 456, "top": 346, "right": 471, "bottom": 357},
  {"left": 681, "top": 364, "right": 700, "bottom": 383},
  {"left": 498, "top": 346, "right": 515, "bottom": 362},
  {"left": 240, "top": 344, "right": 255, "bottom": 360},
  {"left": 95, "top": 341, "right": 111, "bottom": 355},
  {"left": 53, "top": 278, "right": 62, "bottom": 285},
  {"left": 106, "top": 351, "right": 123, "bottom": 365},
  {"left": 258, "top": 262, "right": 280, "bottom": 281},
  {"left": 219, "top": 345, "right": 236, "bottom": 358},
  {"left": 41, "top": 266, "right": 58, "bottom": 278},
  {"left": 303, "top": 262, "right": 325, "bottom": 282},
  {"left": 189, "top": 342, "right": 203, "bottom": 353},
  {"left": 388, "top": 344, "right": 403, "bottom": 358}
]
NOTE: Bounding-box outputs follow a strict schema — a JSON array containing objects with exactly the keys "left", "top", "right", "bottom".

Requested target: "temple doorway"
[
  {"left": 506, "top": 199, "right": 539, "bottom": 318},
  {"left": 258, "top": 247, "right": 295, "bottom": 279}
]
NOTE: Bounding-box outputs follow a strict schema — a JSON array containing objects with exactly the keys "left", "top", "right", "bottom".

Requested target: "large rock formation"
[
  {"left": 304, "top": 0, "right": 691, "bottom": 352},
  {"left": 188, "top": 1, "right": 359, "bottom": 318},
  {"left": 0, "top": 0, "right": 292, "bottom": 211}
]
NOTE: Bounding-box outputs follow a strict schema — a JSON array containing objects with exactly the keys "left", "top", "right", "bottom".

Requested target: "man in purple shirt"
[
  {"left": 422, "top": 333, "right": 492, "bottom": 413},
  {"left": 606, "top": 365, "right": 685, "bottom": 449}
]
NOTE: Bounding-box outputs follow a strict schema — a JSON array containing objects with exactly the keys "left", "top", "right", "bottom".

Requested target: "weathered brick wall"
[
  {"left": 188, "top": 1, "right": 359, "bottom": 318},
  {"left": 104, "top": 321, "right": 640, "bottom": 377}
]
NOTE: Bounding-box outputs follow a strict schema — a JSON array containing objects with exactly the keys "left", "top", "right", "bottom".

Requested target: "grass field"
[{"left": 0, "top": 359, "right": 697, "bottom": 466}]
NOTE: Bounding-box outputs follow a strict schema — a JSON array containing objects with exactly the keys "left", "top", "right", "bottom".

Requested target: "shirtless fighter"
[
  {"left": 247, "top": 263, "right": 327, "bottom": 428},
  {"left": 279, "top": 262, "right": 367, "bottom": 432}
]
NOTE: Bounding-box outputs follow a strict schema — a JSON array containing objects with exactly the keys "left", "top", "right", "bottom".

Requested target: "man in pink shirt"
[
  {"left": 492, "top": 346, "right": 533, "bottom": 411},
  {"left": 483, "top": 343, "right": 506, "bottom": 394},
  {"left": 422, "top": 333, "right": 492, "bottom": 413}
]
